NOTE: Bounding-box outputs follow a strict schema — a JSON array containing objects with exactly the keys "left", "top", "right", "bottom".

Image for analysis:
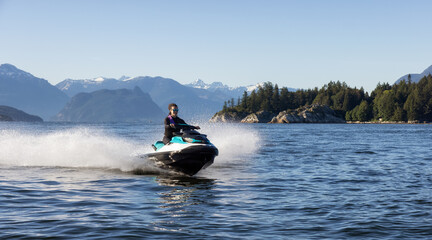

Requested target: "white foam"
[
  {"left": 0, "top": 128, "right": 154, "bottom": 172},
  {"left": 0, "top": 124, "right": 261, "bottom": 173},
  {"left": 195, "top": 123, "right": 261, "bottom": 165}
]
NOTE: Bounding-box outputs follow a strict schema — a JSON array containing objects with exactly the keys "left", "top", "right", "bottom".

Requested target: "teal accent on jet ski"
[
  {"left": 153, "top": 141, "right": 165, "bottom": 151},
  {"left": 152, "top": 136, "right": 187, "bottom": 151},
  {"left": 152, "top": 124, "right": 211, "bottom": 152},
  {"left": 171, "top": 136, "right": 187, "bottom": 144}
]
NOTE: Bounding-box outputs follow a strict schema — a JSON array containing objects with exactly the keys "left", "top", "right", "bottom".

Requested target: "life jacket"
[{"left": 167, "top": 115, "right": 176, "bottom": 125}]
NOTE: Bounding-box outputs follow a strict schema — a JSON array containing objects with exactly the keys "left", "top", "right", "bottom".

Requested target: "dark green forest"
[{"left": 220, "top": 74, "right": 432, "bottom": 122}]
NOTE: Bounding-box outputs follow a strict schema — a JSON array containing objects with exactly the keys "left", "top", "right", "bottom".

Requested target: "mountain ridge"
[
  {"left": 0, "top": 63, "right": 69, "bottom": 120},
  {"left": 55, "top": 76, "right": 232, "bottom": 120},
  {"left": 395, "top": 65, "right": 432, "bottom": 84},
  {"left": 1, "top": 63, "right": 297, "bottom": 121},
  {"left": 54, "top": 87, "right": 165, "bottom": 122}
]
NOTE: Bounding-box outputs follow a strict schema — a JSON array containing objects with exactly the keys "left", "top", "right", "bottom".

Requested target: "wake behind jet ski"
[{"left": 141, "top": 103, "right": 218, "bottom": 176}]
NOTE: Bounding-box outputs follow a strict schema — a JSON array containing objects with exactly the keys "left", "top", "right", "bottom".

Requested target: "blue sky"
[{"left": 0, "top": 0, "right": 431, "bottom": 92}]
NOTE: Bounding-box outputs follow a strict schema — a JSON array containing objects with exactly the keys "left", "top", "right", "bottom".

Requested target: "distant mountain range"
[
  {"left": 186, "top": 79, "right": 297, "bottom": 98},
  {"left": 395, "top": 65, "right": 432, "bottom": 84},
  {"left": 4, "top": 62, "right": 430, "bottom": 120},
  {"left": 1, "top": 63, "right": 296, "bottom": 121},
  {"left": 185, "top": 79, "right": 260, "bottom": 98},
  {"left": 54, "top": 87, "right": 164, "bottom": 122},
  {"left": 0, "top": 64, "right": 69, "bottom": 120},
  {"left": 56, "top": 77, "right": 242, "bottom": 120}
]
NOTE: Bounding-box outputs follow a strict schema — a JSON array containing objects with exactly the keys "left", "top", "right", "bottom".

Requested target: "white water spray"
[
  {"left": 196, "top": 123, "right": 261, "bottom": 165},
  {"left": 0, "top": 124, "right": 261, "bottom": 172},
  {"left": 0, "top": 128, "right": 154, "bottom": 172}
]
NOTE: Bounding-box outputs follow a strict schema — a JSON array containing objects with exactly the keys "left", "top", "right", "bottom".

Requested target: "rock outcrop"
[
  {"left": 209, "top": 111, "right": 248, "bottom": 123},
  {"left": 270, "top": 105, "right": 345, "bottom": 123},
  {"left": 210, "top": 105, "right": 346, "bottom": 123},
  {"left": 241, "top": 111, "right": 275, "bottom": 123}
]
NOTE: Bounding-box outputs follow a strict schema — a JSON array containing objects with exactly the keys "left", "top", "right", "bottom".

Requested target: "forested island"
[{"left": 212, "top": 74, "right": 432, "bottom": 123}]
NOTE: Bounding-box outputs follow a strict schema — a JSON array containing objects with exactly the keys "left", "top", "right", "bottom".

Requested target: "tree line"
[{"left": 221, "top": 74, "right": 432, "bottom": 122}]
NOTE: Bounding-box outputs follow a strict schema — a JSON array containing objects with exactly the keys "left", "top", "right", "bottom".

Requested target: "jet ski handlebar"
[
  {"left": 172, "top": 124, "right": 199, "bottom": 137},
  {"left": 177, "top": 123, "right": 198, "bottom": 130}
]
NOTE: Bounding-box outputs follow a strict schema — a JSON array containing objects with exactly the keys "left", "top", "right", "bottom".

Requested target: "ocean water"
[{"left": 0, "top": 122, "right": 431, "bottom": 239}]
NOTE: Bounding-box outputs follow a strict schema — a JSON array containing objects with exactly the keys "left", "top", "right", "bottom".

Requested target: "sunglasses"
[{"left": 172, "top": 109, "right": 179, "bottom": 112}]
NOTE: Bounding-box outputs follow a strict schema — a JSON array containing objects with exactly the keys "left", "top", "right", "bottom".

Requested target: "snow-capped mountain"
[
  {"left": 186, "top": 79, "right": 265, "bottom": 98},
  {"left": 245, "top": 82, "right": 265, "bottom": 93},
  {"left": 57, "top": 76, "right": 132, "bottom": 93},
  {"left": 0, "top": 63, "right": 34, "bottom": 78},
  {"left": 186, "top": 79, "right": 296, "bottom": 98},
  {"left": 395, "top": 65, "right": 432, "bottom": 84},
  {"left": 186, "top": 79, "right": 235, "bottom": 90},
  {"left": 187, "top": 79, "right": 255, "bottom": 92}
]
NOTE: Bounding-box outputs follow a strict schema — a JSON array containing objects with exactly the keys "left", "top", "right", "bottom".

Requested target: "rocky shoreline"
[
  {"left": 210, "top": 105, "right": 346, "bottom": 124},
  {"left": 210, "top": 104, "right": 431, "bottom": 124}
]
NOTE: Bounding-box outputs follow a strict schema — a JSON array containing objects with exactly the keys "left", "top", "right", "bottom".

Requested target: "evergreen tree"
[
  {"left": 331, "top": 91, "right": 345, "bottom": 110},
  {"left": 240, "top": 91, "right": 248, "bottom": 110},
  {"left": 261, "top": 82, "right": 273, "bottom": 112},
  {"left": 345, "top": 108, "right": 354, "bottom": 121},
  {"left": 223, "top": 101, "right": 228, "bottom": 112},
  {"left": 392, "top": 105, "right": 404, "bottom": 121},
  {"left": 217, "top": 78, "right": 432, "bottom": 122},
  {"left": 271, "top": 84, "right": 281, "bottom": 112},
  {"left": 374, "top": 90, "right": 396, "bottom": 121},
  {"left": 248, "top": 90, "right": 258, "bottom": 112},
  {"left": 421, "top": 75, "right": 432, "bottom": 120},
  {"left": 260, "top": 99, "right": 271, "bottom": 112},
  {"left": 279, "top": 87, "right": 290, "bottom": 110},
  {"left": 404, "top": 88, "right": 421, "bottom": 121},
  {"left": 342, "top": 91, "right": 352, "bottom": 111},
  {"left": 356, "top": 100, "right": 371, "bottom": 121}
]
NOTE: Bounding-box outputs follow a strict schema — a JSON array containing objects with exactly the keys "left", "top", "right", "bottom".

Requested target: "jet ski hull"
[{"left": 144, "top": 144, "right": 218, "bottom": 176}]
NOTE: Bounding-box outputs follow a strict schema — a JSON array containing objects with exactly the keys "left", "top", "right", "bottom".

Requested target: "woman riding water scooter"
[{"left": 163, "top": 103, "right": 200, "bottom": 144}]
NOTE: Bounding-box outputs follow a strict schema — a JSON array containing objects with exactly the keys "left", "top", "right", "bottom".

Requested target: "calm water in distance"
[{"left": 0, "top": 122, "right": 431, "bottom": 239}]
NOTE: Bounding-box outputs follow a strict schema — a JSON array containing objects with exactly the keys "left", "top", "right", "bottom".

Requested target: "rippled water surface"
[{"left": 1, "top": 122, "right": 431, "bottom": 239}]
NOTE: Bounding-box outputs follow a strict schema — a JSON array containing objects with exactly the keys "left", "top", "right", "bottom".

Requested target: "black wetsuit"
[{"left": 163, "top": 115, "right": 186, "bottom": 144}]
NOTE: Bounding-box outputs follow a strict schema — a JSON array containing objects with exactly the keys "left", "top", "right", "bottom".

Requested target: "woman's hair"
[{"left": 168, "top": 103, "right": 178, "bottom": 110}]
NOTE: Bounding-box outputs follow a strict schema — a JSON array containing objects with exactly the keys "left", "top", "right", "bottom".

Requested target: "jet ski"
[{"left": 143, "top": 124, "right": 218, "bottom": 176}]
